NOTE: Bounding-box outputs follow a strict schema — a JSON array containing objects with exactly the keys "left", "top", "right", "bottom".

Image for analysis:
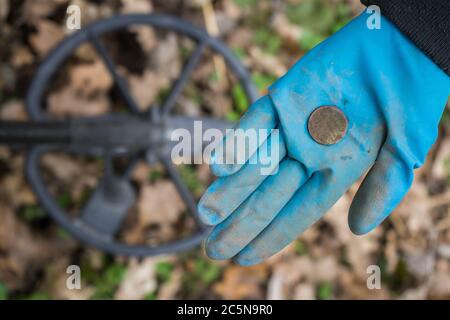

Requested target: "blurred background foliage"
[{"left": 0, "top": 0, "right": 450, "bottom": 300}]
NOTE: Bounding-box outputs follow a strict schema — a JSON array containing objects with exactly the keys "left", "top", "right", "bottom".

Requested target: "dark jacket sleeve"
[{"left": 361, "top": 0, "right": 449, "bottom": 76}]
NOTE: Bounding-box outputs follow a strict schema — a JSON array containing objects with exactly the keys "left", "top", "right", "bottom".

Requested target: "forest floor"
[{"left": 1, "top": 0, "right": 450, "bottom": 300}]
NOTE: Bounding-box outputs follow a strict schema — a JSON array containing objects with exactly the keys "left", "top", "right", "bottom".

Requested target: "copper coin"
[{"left": 307, "top": 106, "right": 348, "bottom": 145}]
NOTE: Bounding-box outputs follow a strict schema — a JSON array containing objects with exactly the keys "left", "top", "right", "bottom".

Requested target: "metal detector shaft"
[
  {"left": 0, "top": 116, "right": 151, "bottom": 151},
  {"left": 0, "top": 120, "right": 70, "bottom": 144}
]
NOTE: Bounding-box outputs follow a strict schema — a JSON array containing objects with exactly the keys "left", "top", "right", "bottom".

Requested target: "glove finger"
[
  {"left": 210, "top": 95, "right": 278, "bottom": 177},
  {"left": 205, "top": 158, "right": 308, "bottom": 260},
  {"left": 234, "top": 169, "right": 347, "bottom": 266},
  {"left": 348, "top": 144, "right": 414, "bottom": 235},
  {"left": 198, "top": 129, "right": 286, "bottom": 225}
]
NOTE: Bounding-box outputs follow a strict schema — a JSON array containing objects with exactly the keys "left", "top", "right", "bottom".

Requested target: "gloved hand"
[{"left": 198, "top": 12, "right": 450, "bottom": 265}]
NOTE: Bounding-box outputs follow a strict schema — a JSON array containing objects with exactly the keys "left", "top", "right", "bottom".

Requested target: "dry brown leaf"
[
  {"left": 0, "top": 202, "right": 57, "bottom": 291},
  {"left": 177, "top": 96, "right": 202, "bottom": 117},
  {"left": 73, "top": 43, "right": 98, "bottom": 62},
  {"left": 40, "top": 153, "right": 99, "bottom": 201},
  {"left": 41, "top": 154, "right": 93, "bottom": 184},
  {"left": 430, "top": 137, "right": 450, "bottom": 180},
  {"left": 203, "top": 92, "right": 232, "bottom": 117},
  {"left": 47, "top": 257, "right": 95, "bottom": 300},
  {"left": 137, "top": 181, "right": 185, "bottom": 227},
  {"left": 213, "top": 265, "right": 268, "bottom": 299},
  {"left": 1, "top": 158, "right": 36, "bottom": 207},
  {"left": 222, "top": 0, "right": 242, "bottom": 21},
  {"left": 249, "top": 46, "right": 287, "bottom": 77},
  {"left": 121, "top": 0, "right": 153, "bottom": 14},
  {"left": 150, "top": 34, "right": 181, "bottom": 79},
  {"left": 266, "top": 267, "right": 285, "bottom": 299},
  {"left": 399, "top": 285, "right": 429, "bottom": 300},
  {"left": 0, "top": 0, "right": 8, "bottom": 21},
  {"left": 158, "top": 267, "right": 183, "bottom": 300},
  {"left": 131, "top": 162, "right": 152, "bottom": 184},
  {"left": 396, "top": 179, "right": 432, "bottom": 234},
  {"left": 10, "top": 45, "right": 34, "bottom": 68},
  {"left": 70, "top": 61, "right": 113, "bottom": 96},
  {"left": 404, "top": 251, "right": 435, "bottom": 281},
  {"left": 132, "top": 26, "right": 157, "bottom": 53},
  {"left": 428, "top": 272, "right": 450, "bottom": 298},
  {"left": 47, "top": 86, "right": 110, "bottom": 117},
  {"left": 272, "top": 13, "right": 303, "bottom": 44},
  {"left": 120, "top": 0, "right": 156, "bottom": 53},
  {"left": 29, "top": 20, "right": 64, "bottom": 57},
  {"left": 337, "top": 269, "right": 389, "bottom": 299},
  {"left": 115, "top": 257, "right": 170, "bottom": 300},
  {"left": 128, "top": 70, "right": 169, "bottom": 111},
  {"left": 23, "top": 0, "right": 64, "bottom": 23},
  {"left": 0, "top": 100, "right": 28, "bottom": 121},
  {"left": 292, "top": 283, "right": 315, "bottom": 300},
  {"left": 384, "top": 230, "right": 399, "bottom": 274}
]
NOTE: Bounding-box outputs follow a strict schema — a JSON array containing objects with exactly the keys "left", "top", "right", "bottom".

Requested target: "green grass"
[
  {"left": 294, "top": 240, "right": 307, "bottom": 256},
  {"left": 286, "top": 0, "right": 351, "bottom": 51},
  {"left": 252, "top": 28, "right": 282, "bottom": 55},
  {"left": 192, "top": 257, "right": 221, "bottom": 285},
  {"left": 149, "top": 167, "right": 165, "bottom": 183},
  {"left": 316, "top": 282, "right": 333, "bottom": 300},
  {"left": 57, "top": 192, "right": 73, "bottom": 209},
  {"left": 182, "top": 256, "right": 222, "bottom": 295},
  {"left": 18, "top": 205, "right": 47, "bottom": 221},
  {"left": 231, "top": 83, "right": 249, "bottom": 114},
  {"left": 56, "top": 227, "right": 71, "bottom": 240},
  {"left": 155, "top": 261, "right": 174, "bottom": 283},
  {"left": 232, "top": 47, "right": 246, "bottom": 60},
  {"left": 177, "top": 165, "right": 205, "bottom": 196},
  {"left": 377, "top": 257, "right": 414, "bottom": 295},
  {"left": 24, "top": 292, "right": 51, "bottom": 300},
  {"left": 233, "top": 0, "right": 257, "bottom": 8},
  {"left": 144, "top": 292, "right": 157, "bottom": 300},
  {"left": 251, "top": 72, "right": 277, "bottom": 92},
  {"left": 0, "top": 282, "right": 8, "bottom": 300},
  {"left": 91, "top": 264, "right": 126, "bottom": 299},
  {"left": 80, "top": 256, "right": 127, "bottom": 300}
]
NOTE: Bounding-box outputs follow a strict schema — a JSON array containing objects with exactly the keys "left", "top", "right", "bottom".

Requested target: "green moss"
[
  {"left": 57, "top": 192, "right": 73, "bottom": 209},
  {"left": 18, "top": 205, "right": 47, "bottom": 221},
  {"left": 232, "top": 83, "right": 249, "bottom": 114},
  {"left": 82, "top": 260, "right": 127, "bottom": 300},
  {"left": 193, "top": 258, "right": 221, "bottom": 285},
  {"left": 24, "top": 292, "right": 51, "bottom": 300},
  {"left": 232, "top": 47, "right": 246, "bottom": 60},
  {"left": 0, "top": 282, "right": 8, "bottom": 300},
  {"left": 149, "top": 167, "right": 165, "bottom": 183},
  {"left": 177, "top": 165, "right": 205, "bottom": 196},
  {"left": 316, "top": 282, "right": 333, "bottom": 300},
  {"left": 56, "top": 227, "right": 71, "bottom": 240},
  {"left": 286, "top": 0, "right": 351, "bottom": 51},
  {"left": 155, "top": 261, "right": 174, "bottom": 283},
  {"left": 294, "top": 240, "right": 307, "bottom": 256},
  {"left": 225, "top": 111, "right": 241, "bottom": 122},
  {"left": 251, "top": 72, "right": 277, "bottom": 92},
  {"left": 144, "top": 292, "right": 157, "bottom": 300},
  {"left": 233, "top": 0, "right": 257, "bottom": 8},
  {"left": 252, "top": 29, "right": 282, "bottom": 55}
]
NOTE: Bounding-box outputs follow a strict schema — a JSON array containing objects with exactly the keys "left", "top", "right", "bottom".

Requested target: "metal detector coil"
[{"left": 20, "top": 14, "right": 257, "bottom": 256}]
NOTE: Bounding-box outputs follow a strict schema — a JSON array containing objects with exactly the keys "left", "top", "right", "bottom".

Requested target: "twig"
[{"left": 201, "top": 0, "right": 228, "bottom": 88}]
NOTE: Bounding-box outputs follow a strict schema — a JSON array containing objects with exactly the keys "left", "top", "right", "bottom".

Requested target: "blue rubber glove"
[{"left": 198, "top": 12, "right": 450, "bottom": 265}]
